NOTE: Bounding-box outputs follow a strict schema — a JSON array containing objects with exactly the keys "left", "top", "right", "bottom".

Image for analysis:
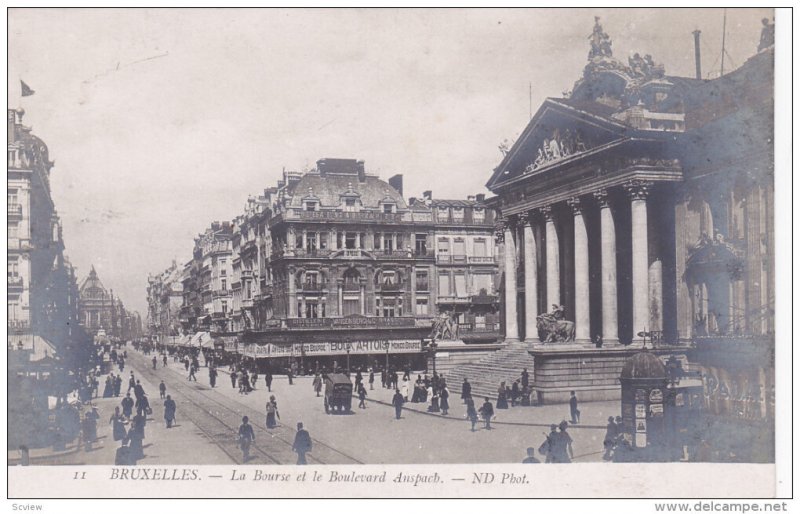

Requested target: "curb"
[{"left": 357, "top": 394, "right": 605, "bottom": 430}]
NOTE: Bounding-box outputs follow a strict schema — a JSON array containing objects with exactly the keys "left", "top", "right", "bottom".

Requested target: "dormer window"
[
  {"left": 473, "top": 207, "right": 485, "bottom": 222},
  {"left": 437, "top": 206, "right": 450, "bottom": 221},
  {"left": 383, "top": 204, "right": 395, "bottom": 214},
  {"left": 305, "top": 201, "right": 318, "bottom": 212},
  {"left": 452, "top": 207, "right": 464, "bottom": 221}
]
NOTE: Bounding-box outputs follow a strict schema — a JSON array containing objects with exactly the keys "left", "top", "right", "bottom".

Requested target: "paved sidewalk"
[
  {"left": 8, "top": 355, "right": 232, "bottom": 466},
  {"left": 161, "top": 358, "right": 616, "bottom": 463}
]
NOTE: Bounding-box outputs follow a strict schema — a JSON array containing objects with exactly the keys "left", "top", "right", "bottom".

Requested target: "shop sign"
[
  {"left": 649, "top": 389, "right": 663, "bottom": 403},
  {"left": 649, "top": 404, "right": 664, "bottom": 417},
  {"left": 635, "top": 404, "right": 646, "bottom": 418},
  {"left": 636, "top": 420, "right": 647, "bottom": 432},
  {"left": 240, "top": 339, "right": 423, "bottom": 358},
  {"left": 286, "top": 317, "right": 417, "bottom": 330},
  {"left": 635, "top": 389, "right": 647, "bottom": 402}
]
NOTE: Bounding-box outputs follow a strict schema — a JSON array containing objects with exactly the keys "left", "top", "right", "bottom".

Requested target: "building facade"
[
  {"left": 146, "top": 260, "right": 184, "bottom": 343},
  {"left": 78, "top": 266, "right": 142, "bottom": 341},
  {"left": 7, "top": 108, "right": 85, "bottom": 367},
  {"left": 163, "top": 158, "right": 500, "bottom": 371},
  {"left": 486, "top": 19, "right": 773, "bottom": 419}
]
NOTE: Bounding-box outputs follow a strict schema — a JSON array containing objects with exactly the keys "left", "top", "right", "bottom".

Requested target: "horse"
[{"left": 536, "top": 314, "right": 576, "bottom": 343}]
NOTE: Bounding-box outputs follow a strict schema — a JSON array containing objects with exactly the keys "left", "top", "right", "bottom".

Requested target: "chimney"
[
  {"left": 467, "top": 195, "right": 476, "bottom": 202},
  {"left": 693, "top": 29, "right": 702, "bottom": 80},
  {"left": 389, "top": 174, "right": 403, "bottom": 197},
  {"left": 422, "top": 190, "right": 432, "bottom": 206},
  {"left": 476, "top": 193, "right": 486, "bottom": 203},
  {"left": 409, "top": 197, "right": 417, "bottom": 206}
]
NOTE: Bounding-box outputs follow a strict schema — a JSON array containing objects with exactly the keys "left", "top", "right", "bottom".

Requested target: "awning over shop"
[
  {"left": 188, "top": 332, "right": 212, "bottom": 348},
  {"left": 7, "top": 334, "right": 58, "bottom": 362},
  {"left": 213, "top": 335, "right": 240, "bottom": 353}
]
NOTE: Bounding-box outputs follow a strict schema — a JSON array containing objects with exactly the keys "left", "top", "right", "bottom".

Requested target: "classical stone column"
[
  {"left": 500, "top": 219, "right": 519, "bottom": 342},
  {"left": 594, "top": 190, "right": 618, "bottom": 344},
  {"left": 522, "top": 212, "right": 538, "bottom": 342},
  {"left": 288, "top": 270, "right": 297, "bottom": 317},
  {"left": 625, "top": 180, "right": 652, "bottom": 340},
  {"left": 542, "top": 206, "right": 560, "bottom": 311},
  {"left": 568, "top": 197, "right": 590, "bottom": 342}
]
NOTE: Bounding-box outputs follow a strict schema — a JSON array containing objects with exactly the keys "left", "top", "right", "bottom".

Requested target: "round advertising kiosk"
[{"left": 619, "top": 351, "right": 669, "bottom": 460}]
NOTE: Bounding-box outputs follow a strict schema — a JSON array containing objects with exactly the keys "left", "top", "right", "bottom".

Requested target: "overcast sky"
[{"left": 8, "top": 8, "right": 771, "bottom": 315}]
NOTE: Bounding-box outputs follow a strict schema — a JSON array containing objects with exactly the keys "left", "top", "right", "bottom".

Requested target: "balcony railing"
[
  {"left": 468, "top": 256, "right": 496, "bottom": 264},
  {"left": 8, "top": 319, "right": 30, "bottom": 331},
  {"left": 299, "top": 282, "right": 325, "bottom": 292},
  {"left": 7, "top": 204, "right": 22, "bottom": 217},
  {"left": 8, "top": 275, "right": 24, "bottom": 287},
  {"left": 379, "top": 282, "right": 403, "bottom": 292},
  {"left": 457, "top": 322, "right": 500, "bottom": 333},
  {"left": 271, "top": 208, "right": 405, "bottom": 226}
]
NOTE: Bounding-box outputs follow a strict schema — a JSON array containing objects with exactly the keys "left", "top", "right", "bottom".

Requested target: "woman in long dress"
[
  {"left": 266, "top": 395, "right": 280, "bottom": 428},
  {"left": 427, "top": 387, "right": 440, "bottom": 413},
  {"left": 401, "top": 378, "right": 410, "bottom": 401},
  {"left": 109, "top": 406, "right": 127, "bottom": 442},
  {"left": 496, "top": 382, "right": 509, "bottom": 409},
  {"left": 103, "top": 376, "right": 114, "bottom": 398},
  {"left": 440, "top": 386, "right": 450, "bottom": 415}
]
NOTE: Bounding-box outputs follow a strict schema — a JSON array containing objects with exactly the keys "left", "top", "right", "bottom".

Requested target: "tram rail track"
[{"left": 132, "top": 352, "right": 363, "bottom": 465}]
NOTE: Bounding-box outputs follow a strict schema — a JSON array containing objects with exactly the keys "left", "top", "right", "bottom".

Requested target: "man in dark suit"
[{"left": 292, "top": 422, "right": 312, "bottom": 465}]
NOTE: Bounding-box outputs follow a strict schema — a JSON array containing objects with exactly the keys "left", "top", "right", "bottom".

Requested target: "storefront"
[{"left": 239, "top": 317, "right": 430, "bottom": 373}]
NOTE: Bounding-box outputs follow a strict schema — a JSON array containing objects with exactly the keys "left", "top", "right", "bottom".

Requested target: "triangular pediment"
[{"left": 486, "top": 98, "right": 630, "bottom": 190}]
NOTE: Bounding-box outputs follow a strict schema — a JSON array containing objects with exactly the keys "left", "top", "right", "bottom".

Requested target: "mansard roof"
[{"left": 285, "top": 171, "right": 407, "bottom": 210}]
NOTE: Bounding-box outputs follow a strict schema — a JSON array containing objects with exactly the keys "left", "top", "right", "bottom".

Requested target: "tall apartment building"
[{"left": 7, "top": 108, "right": 84, "bottom": 368}]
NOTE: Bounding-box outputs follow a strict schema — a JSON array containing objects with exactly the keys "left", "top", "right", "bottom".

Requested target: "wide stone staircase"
[{"left": 440, "top": 342, "right": 536, "bottom": 400}]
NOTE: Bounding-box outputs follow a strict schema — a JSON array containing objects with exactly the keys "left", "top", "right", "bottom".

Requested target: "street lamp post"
[{"left": 346, "top": 349, "right": 351, "bottom": 377}]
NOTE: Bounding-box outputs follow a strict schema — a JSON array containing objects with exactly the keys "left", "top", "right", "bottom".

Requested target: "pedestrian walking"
[
  {"left": 121, "top": 393, "right": 134, "bottom": 419},
  {"left": 540, "top": 425, "right": 557, "bottom": 463},
  {"left": 511, "top": 380, "right": 520, "bottom": 407},
  {"left": 159, "top": 380, "right": 167, "bottom": 399},
  {"left": 127, "top": 372, "right": 136, "bottom": 393},
  {"left": 81, "top": 409, "right": 98, "bottom": 451},
  {"left": 369, "top": 369, "right": 375, "bottom": 390},
  {"left": 440, "top": 385, "right": 450, "bottom": 415},
  {"left": 466, "top": 398, "right": 478, "bottom": 431},
  {"left": 521, "top": 368, "right": 529, "bottom": 391},
  {"left": 550, "top": 421, "right": 574, "bottom": 463},
  {"left": 114, "top": 374, "right": 122, "bottom": 397},
  {"left": 479, "top": 397, "right": 494, "bottom": 430},
  {"left": 287, "top": 365, "right": 294, "bottom": 385},
  {"left": 163, "top": 395, "right": 177, "bottom": 428},
  {"left": 312, "top": 374, "right": 323, "bottom": 397},
  {"left": 188, "top": 364, "right": 197, "bottom": 382},
  {"left": 251, "top": 371, "right": 258, "bottom": 390},
  {"left": 137, "top": 394, "right": 151, "bottom": 417},
  {"left": 109, "top": 407, "right": 127, "bottom": 442},
  {"left": 162, "top": 354, "right": 168, "bottom": 367},
  {"left": 461, "top": 378, "right": 472, "bottom": 403},
  {"left": 127, "top": 415, "right": 145, "bottom": 460},
  {"left": 238, "top": 416, "right": 255, "bottom": 463},
  {"left": 401, "top": 377, "right": 410, "bottom": 401},
  {"left": 522, "top": 447, "right": 540, "bottom": 464},
  {"left": 115, "top": 441, "right": 134, "bottom": 466},
  {"left": 391, "top": 389, "right": 404, "bottom": 419},
  {"left": 358, "top": 384, "right": 367, "bottom": 409},
  {"left": 265, "top": 395, "right": 280, "bottom": 428},
  {"left": 381, "top": 369, "right": 387, "bottom": 389},
  {"left": 118, "top": 357, "right": 125, "bottom": 373},
  {"left": 292, "top": 422, "right": 312, "bottom": 465},
  {"left": 152, "top": 356, "right": 157, "bottom": 369},
  {"left": 209, "top": 367, "right": 217, "bottom": 388},
  {"left": 603, "top": 416, "right": 618, "bottom": 460},
  {"left": 264, "top": 370, "right": 273, "bottom": 392},
  {"left": 569, "top": 390, "right": 580, "bottom": 424},
  {"left": 496, "top": 382, "right": 509, "bottom": 409},
  {"left": 355, "top": 371, "right": 363, "bottom": 390}
]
